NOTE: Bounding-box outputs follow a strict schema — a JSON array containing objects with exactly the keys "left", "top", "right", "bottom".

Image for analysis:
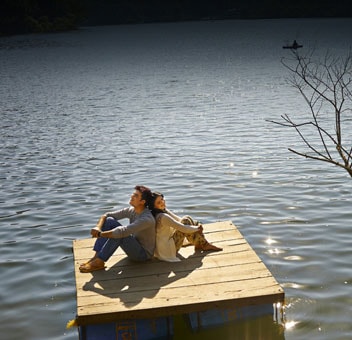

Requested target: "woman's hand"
[{"left": 197, "top": 225, "right": 203, "bottom": 233}]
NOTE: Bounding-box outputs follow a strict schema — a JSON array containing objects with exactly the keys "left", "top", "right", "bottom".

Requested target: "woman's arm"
[
  {"left": 160, "top": 213, "right": 199, "bottom": 234},
  {"left": 165, "top": 209, "right": 182, "bottom": 222}
]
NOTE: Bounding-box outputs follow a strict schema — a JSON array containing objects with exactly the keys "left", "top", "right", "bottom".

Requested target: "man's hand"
[{"left": 90, "top": 228, "right": 100, "bottom": 238}]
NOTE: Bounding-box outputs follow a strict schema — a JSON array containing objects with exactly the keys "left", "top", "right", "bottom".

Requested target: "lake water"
[{"left": 0, "top": 18, "right": 351, "bottom": 340}]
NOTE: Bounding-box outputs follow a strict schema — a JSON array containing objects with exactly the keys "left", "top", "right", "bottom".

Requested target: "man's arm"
[
  {"left": 91, "top": 216, "right": 153, "bottom": 239},
  {"left": 90, "top": 207, "right": 132, "bottom": 237},
  {"left": 110, "top": 214, "right": 154, "bottom": 238}
]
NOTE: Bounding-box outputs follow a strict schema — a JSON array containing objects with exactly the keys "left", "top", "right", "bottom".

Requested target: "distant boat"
[{"left": 283, "top": 40, "right": 303, "bottom": 49}]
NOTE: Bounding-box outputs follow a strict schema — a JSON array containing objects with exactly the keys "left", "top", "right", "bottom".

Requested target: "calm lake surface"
[{"left": 0, "top": 18, "right": 351, "bottom": 340}]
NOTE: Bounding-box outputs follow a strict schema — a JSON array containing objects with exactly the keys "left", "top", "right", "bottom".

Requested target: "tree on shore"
[
  {"left": 270, "top": 50, "right": 352, "bottom": 177},
  {"left": 0, "top": 0, "right": 85, "bottom": 36}
]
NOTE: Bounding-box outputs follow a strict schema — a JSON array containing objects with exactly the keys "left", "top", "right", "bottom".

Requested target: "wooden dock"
[{"left": 73, "top": 220, "right": 284, "bottom": 338}]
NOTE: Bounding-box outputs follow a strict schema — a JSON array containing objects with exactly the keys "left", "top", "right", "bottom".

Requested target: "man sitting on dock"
[{"left": 79, "top": 185, "right": 155, "bottom": 273}]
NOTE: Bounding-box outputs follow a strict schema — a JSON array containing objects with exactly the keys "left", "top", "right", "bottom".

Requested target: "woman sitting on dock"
[{"left": 149, "top": 191, "right": 222, "bottom": 262}]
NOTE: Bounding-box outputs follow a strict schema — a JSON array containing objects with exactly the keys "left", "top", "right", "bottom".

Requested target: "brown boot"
[
  {"left": 195, "top": 242, "right": 222, "bottom": 252},
  {"left": 79, "top": 252, "right": 98, "bottom": 268},
  {"left": 79, "top": 258, "right": 105, "bottom": 273}
]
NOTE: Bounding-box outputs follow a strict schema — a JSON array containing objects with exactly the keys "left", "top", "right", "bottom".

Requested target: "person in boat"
[
  {"left": 79, "top": 185, "right": 155, "bottom": 273},
  {"left": 148, "top": 191, "right": 222, "bottom": 262}
]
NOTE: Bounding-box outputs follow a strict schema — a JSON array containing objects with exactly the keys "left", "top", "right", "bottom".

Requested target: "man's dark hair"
[{"left": 135, "top": 185, "right": 152, "bottom": 206}]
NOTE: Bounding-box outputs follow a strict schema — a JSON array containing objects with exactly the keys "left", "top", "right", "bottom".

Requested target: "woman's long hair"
[{"left": 148, "top": 191, "right": 166, "bottom": 217}]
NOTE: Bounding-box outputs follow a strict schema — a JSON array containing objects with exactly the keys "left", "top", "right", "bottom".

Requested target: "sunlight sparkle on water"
[
  {"left": 285, "top": 320, "right": 298, "bottom": 330},
  {"left": 282, "top": 282, "right": 305, "bottom": 289},
  {"left": 284, "top": 255, "right": 303, "bottom": 261},
  {"left": 268, "top": 248, "right": 283, "bottom": 254},
  {"left": 265, "top": 238, "right": 277, "bottom": 245}
]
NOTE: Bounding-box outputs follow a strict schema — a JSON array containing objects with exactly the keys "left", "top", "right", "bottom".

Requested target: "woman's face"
[{"left": 154, "top": 195, "right": 166, "bottom": 210}]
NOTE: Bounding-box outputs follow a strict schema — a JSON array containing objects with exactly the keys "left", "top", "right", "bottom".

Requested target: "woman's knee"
[{"left": 181, "top": 216, "right": 196, "bottom": 225}]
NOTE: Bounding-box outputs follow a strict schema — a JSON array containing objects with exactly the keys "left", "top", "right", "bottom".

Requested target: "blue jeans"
[{"left": 93, "top": 217, "right": 149, "bottom": 262}]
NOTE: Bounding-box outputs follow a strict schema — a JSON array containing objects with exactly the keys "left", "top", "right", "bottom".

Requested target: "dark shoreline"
[{"left": 1, "top": 0, "right": 352, "bottom": 37}]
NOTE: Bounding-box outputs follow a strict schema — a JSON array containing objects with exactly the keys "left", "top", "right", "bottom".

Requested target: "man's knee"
[{"left": 103, "top": 217, "right": 121, "bottom": 230}]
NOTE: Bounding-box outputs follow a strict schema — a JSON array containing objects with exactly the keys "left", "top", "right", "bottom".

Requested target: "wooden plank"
[
  {"left": 77, "top": 281, "right": 282, "bottom": 323},
  {"left": 75, "top": 259, "right": 279, "bottom": 301},
  {"left": 74, "top": 245, "right": 256, "bottom": 284},
  {"left": 73, "top": 221, "right": 284, "bottom": 325}
]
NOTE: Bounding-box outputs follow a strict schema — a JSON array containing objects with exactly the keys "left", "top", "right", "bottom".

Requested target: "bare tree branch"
[{"left": 270, "top": 49, "right": 352, "bottom": 177}]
